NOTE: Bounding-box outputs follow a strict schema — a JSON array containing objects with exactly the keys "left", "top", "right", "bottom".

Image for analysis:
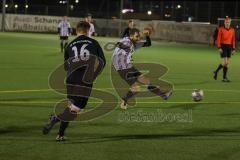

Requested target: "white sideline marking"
[
  {"left": 0, "top": 101, "right": 240, "bottom": 104},
  {"left": 0, "top": 88, "right": 240, "bottom": 93}
]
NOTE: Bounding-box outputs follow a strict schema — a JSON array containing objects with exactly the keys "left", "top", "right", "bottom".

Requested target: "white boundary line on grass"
[
  {"left": 0, "top": 101, "right": 240, "bottom": 104},
  {"left": 0, "top": 88, "right": 240, "bottom": 105},
  {"left": 0, "top": 88, "right": 240, "bottom": 93}
]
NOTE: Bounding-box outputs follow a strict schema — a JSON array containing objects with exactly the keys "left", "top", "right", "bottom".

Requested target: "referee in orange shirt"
[{"left": 213, "top": 17, "right": 236, "bottom": 82}]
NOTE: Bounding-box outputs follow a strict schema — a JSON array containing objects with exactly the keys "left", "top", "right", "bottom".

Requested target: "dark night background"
[{"left": 1, "top": 0, "right": 239, "bottom": 24}]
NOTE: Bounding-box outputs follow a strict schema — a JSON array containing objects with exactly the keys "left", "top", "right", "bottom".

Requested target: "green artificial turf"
[{"left": 0, "top": 32, "right": 240, "bottom": 160}]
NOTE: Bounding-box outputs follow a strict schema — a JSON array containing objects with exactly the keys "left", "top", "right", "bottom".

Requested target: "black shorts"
[
  {"left": 68, "top": 96, "right": 89, "bottom": 109},
  {"left": 220, "top": 44, "right": 232, "bottom": 58},
  {"left": 66, "top": 84, "right": 93, "bottom": 109},
  {"left": 60, "top": 36, "right": 69, "bottom": 40},
  {"left": 118, "top": 67, "right": 142, "bottom": 86}
]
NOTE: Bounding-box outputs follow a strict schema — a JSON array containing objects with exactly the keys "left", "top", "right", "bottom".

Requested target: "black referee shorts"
[
  {"left": 220, "top": 44, "right": 232, "bottom": 58},
  {"left": 117, "top": 67, "right": 142, "bottom": 86}
]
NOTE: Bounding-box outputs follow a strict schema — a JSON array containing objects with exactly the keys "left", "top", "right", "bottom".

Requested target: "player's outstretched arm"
[
  {"left": 142, "top": 36, "right": 151, "bottom": 47},
  {"left": 135, "top": 35, "right": 152, "bottom": 49},
  {"left": 142, "top": 28, "right": 152, "bottom": 47}
]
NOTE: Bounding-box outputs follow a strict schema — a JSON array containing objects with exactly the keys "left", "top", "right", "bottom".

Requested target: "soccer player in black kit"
[
  {"left": 43, "top": 21, "right": 106, "bottom": 141},
  {"left": 122, "top": 20, "right": 134, "bottom": 38}
]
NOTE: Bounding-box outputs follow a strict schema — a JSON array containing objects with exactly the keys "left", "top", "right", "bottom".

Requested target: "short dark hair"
[
  {"left": 129, "top": 28, "right": 140, "bottom": 36},
  {"left": 129, "top": 20, "right": 133, "bottom": 23},
  {"left": 225, "top": 16, "right": 231, "bottom": 21},
  {"left": 76, "top": 21, "right": 90, "bottom": 33}
]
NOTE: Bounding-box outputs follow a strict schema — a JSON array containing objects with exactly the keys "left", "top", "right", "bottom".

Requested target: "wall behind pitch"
[
  {"left": 150, "top": 21, "right": 216, "bottom": 44},
  {"left": 3, "top": 14, "right": 134, "bottom": 37},
  {"left": 0, "top": 14, "right": 2, "bottom": 31},
  {"left": 5, "top": 14, "right": 82, "bottom": 32},
  {"left": 4, "top": 14, "right": 216, "bottom": 44}
]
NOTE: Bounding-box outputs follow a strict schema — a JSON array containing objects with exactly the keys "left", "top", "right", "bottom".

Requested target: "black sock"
[
  {"left": 57, "top": 108, "right": 77, "bottom": 136},
  {"left": 147, "top": 85, "right": 165, "bottom": 96},
  {"left": 57, "top": 108, "right": 77, "bottom": 122},
  {"left": 223, "top": 66, "right": 228, "bottom": 79},
  {"left": 60, "top": 41, "right": 64, "bottom": 51},
  {"left": 58, "top": 121, "right": 69, "bottom": 136},
  {"left": 64, "top": 42, "right": 68, "bottom": 49},
  {"left": 122, "top": 90, "right": 137, "bottom": 102},
  {"left": 215, "top": 64, "right": 223, "bottom": 73}
]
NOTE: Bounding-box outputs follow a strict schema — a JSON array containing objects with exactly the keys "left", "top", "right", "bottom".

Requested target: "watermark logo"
[
  {"left": 118, "top": 109, "right": 192, "bottom": 123},
  {"left": 48, "top": 54, "right": 173, "bottom": 122}
]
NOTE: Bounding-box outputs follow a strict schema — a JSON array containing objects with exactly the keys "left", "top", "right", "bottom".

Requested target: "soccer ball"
[{"left": 191, "top": 89, "right": 204, "bottom": 102}]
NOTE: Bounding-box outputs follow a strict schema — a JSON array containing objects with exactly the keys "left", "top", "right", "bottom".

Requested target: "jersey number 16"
[{"left": 72, "top": 44, "right": 90, "bottom": 62}]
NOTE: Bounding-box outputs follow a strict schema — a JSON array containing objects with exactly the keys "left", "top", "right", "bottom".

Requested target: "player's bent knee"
[
  {"left": 138, "top": 76, "right": 150, "bottom": 85},
  {"left": 130, "top": 84, "right": 140, "bottom": 92},
  {"left": 69, "top": 102, "right": 81, "bottom": 113},
  {"left": 224, "top": 62, "right": 229, "bottom": 66}
]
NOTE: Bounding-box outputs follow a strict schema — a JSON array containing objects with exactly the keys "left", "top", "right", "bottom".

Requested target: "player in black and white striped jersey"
[
  {"left": 112, "top": 28, "right": 173, "bottom": 109},
  {"left": 58, "top": 16, "right": 71, "bottom": 52}
]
